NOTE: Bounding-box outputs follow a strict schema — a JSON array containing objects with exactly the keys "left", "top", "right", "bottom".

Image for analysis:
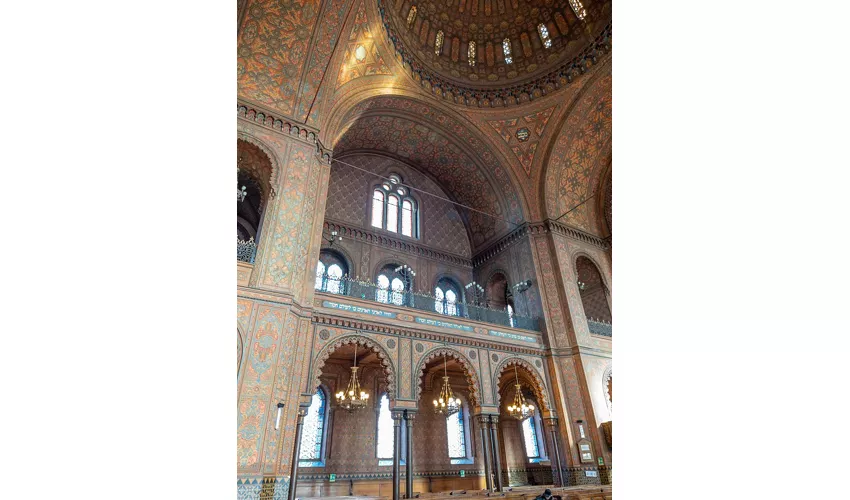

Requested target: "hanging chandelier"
[
  {"left": 433, "top": 354, "right": 461, "bottom": 417},
  {"left": 335, "top": 344, "right": 369, "bottom": 412},
  {"left": 506, "top": 365, "right": 535, "bottom": 420}
]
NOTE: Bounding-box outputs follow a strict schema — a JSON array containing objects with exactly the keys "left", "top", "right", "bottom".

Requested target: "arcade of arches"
[{"left": 237, "top": 1, "right": 612, "bottom": 498}]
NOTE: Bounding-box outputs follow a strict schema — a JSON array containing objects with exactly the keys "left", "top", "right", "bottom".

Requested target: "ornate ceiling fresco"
[
  {"left": 237, "top": 0, "right": 613, "bottom": 241},
  {"left": 332, "top": 95, "right": 527, "bottom": 248},
  {"left": 379, "top": 0, "right": 610, "bottom": 106},
  {"left": 543, "top": 62, "right": 611, "bottom": 235}
]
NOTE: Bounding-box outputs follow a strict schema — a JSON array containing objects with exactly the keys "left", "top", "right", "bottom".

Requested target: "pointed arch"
[
  {"left": 414, "top": 346, "right": 482, "bottom": 407},
  {"left": 311, "top": 334, "right": 397, "bottom": 403}
]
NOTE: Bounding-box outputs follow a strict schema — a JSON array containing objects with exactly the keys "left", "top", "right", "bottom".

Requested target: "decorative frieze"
[{"left": 237, "top": 100, "right": 332, "bottom": 165}]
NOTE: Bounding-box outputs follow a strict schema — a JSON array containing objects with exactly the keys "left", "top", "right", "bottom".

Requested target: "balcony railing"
[
  {"left": 587, "top": 318, "right": 612, "bottom": 337},
  {"left": 237, "top": 237, "right": 257, "bottom": 264},
  {"left": 316, "top": 274, "right": 541, "bottom": 332}
]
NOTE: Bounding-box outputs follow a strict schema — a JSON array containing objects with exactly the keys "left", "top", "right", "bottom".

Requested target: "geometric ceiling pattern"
[
  {"left": 544, "top": 69, "right": 612, "bottom": 234},
  {"left": 336, "top": 1, "right": 392, "bottom": 88},
  {"left": 487, "top": 106, "right": 556, "bottom": 177}
]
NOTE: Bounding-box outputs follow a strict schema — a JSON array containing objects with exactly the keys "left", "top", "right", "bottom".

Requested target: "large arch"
[
  {"left": 539, "top": 58, "right": 612, "bottom": 235},
  {"left": 310, "top": 334, "right": 398, "bottom": 403},
  {"left": 414, "top": 346, "right": 483, "bottom": 407},
  {"left": 492, "top": 357, "right": 551, "bottom": 414},
  {"left": 326, "top": 91, "right": 531, "bottom": 250}
]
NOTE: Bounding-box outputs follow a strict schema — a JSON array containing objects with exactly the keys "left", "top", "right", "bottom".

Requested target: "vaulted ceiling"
[{"left": 237, "top": 0, "right": 613, "bottom": 247}]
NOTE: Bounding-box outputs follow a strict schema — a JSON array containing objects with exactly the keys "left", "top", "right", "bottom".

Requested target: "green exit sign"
[
  {"left": 329, "top": 474, "right": 336, "bottom": 482},
  {"left": 597, "top": 457, "right": 604, "bottom": 465},
  {"left": 459, "top": 470, "right": 465, "bottom": 477}
]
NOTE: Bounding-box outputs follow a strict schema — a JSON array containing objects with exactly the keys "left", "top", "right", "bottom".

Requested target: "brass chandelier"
[
  {"left": 336, "top": 344, "right": 369, "bottom": 412},
  {"left": 506, "top": 365, "right": 535, "bottom": 420},
  {"left": 433, "top": 354, "right": 461, "bottom": 417}
]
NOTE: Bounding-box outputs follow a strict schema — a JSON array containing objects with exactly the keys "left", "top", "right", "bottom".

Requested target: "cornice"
[
  {"left": 324, "top": 219, "right": 473, "bottom": 268},
  {"left": 472, "top": 219, "right": 608, "bottom": 267},
  {"left": 312, "top": 311, "right": 546, "bottom": 356},
  {"left": 377, "top": 4, "right": 612, "bottom": 109},
  {"left": 237, "top": 99, "right": 333, "bottom": 165}
]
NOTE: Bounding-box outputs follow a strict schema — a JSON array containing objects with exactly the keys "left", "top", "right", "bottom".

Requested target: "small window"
[
  {"left": 435, "top": 287, "right": 445, "bottom": 315},
  {"left": 391, "top": 277, "right": 405, "bottom": 305},
  {"left": 299, "top": 390, "right": 327, "bottom": 461},
  {"left": 407, "top": 6, "right": 417, "bottom": 28},
  {"left": 372, "top": 190, "right": 384, "bottom": 228},
  {"left": 503, "top": 38, "right": 513, "bottom": 64},
  {"left": 537, "top": 24, "right": 552, "bottom": 49},
  {"left": 387, "top": 195, "right": 399, "bottom": 233},
  {"left": 315, "top": 261, "right": 325, "bottom": 291},
  {"left": 315, "top": 251, "right": 348, "bottom": 295},
  {"left": 377, "top": 274, "right": 390, "bottom": 303},
  {"left": 568, "top": 0, "right": 587, "bottom": 21},
  {"left": 377, "top": 394, "right": 394, "bottom": 459},
  {"left": 521, "top": 416, "right": 540, "bottom": 459},
  {"left": 435, "top": 278, "right": 461, "bottom": 317},
  {"left": 446, "top": 407, "right": 467, "bottom": 458},
  {"left": 468, "top": 41, "right": 476, "bottom": 67},
  {"left": 401, "top": 200, "right": 413, "bottom": 236},
  {"left": 508, "top": 303, "right": 515, "bottom": 328},
  {"left": 435, "top": 30, "right": 444, "bottom": 55}
]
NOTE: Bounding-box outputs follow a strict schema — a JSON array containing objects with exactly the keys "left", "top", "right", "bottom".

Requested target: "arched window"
[
  {"left": 299, "top": 390, "right": 327, "bottom": 463},
  {"left": 376, "top": 394, "right": 394, "bottom": 459},
  {"left": 503, "top": 38, "right": 513, "bottom": 64},
  {"left": 468, "top": 41, "right": 476, "bottom": 67},
  {"left": 407, "top": 6, "right": 417, "bottom": 28},
  {"left": 376, "top": 394, "right": 407, "bottom": 465},
  {"left": 507, "top": 303, "right": 515, "bottom": 328},
  {"left": 435, "top": 278, "right": 461, "bottom": 316},
  {"left": 446, "top": 408, "right": 467, "bottom": 458},
  {"left": 376, "top": 264, "right": 413, "bottom": 305},
  {"left": 435, "top": 30, "right": 444, "bottom": 55},
  {"left": 315, "top": 251, "right": 348, "bottom": 295},
  {"left": 370, "top": 175, "right": 418, "bottom": 238},
  {"left": 537, "top": 24, "right": 552, "bottom": 48},
  {"left": 521, "top": 416, "right": 540, "bottom": 459},
  {"left": 568, "top": 0, "right": 587, "bottom": 21}
]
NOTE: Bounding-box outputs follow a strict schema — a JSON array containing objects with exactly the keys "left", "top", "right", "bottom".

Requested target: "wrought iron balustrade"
[
  {"left": 237, "top": 237, "right": 257, "bottom": 264},
  {"left": 315, "top": 274, "right": 541, "bottom": 332},
  {"left": 587, "top": 318, "right": 612, "bottom": 337}
]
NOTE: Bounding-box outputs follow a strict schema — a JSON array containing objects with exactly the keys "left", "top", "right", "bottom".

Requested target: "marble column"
[
  {"left": 405, "top": 412, "right": 416, "bottom": 498},
  {"left": 544, "top": 417, "right": 564, "bottom": 487},
  {"left": 488, "top": 416, "right": 503, "bottom": 491},
  {"left": 392, "top": 411, "right": 404, "bottom": 500},
  {"left": 476, "top": 415, "right": 493, "bottom": 491},
  {"left": 288, "top": 407, "right": 309, "bottom": 500}
]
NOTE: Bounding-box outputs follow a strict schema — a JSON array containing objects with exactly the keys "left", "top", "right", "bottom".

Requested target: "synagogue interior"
[{"left": 237, "top": 0, "right": 612, "bottom": 499}]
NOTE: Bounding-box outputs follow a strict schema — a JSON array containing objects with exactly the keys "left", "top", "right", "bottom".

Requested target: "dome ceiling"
[{"left": 380, "top": 0, "right": 610, "bottom": 100}]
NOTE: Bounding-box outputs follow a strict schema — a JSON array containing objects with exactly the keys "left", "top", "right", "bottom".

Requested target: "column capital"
[
  {"left": 404, "top": 412, "right": 416, "bottom": 423},
  {"left": 542, "top": 416, "right": 559, "bottom": 425},
  {"left": 391, "top": 412, "right": 404, "bottom": 423},
  {"left": 489, "top": 416, "right": 500, "bottom": 425},
  {"left": 474, "top": 414, "right": 491, "bottom": 425}
]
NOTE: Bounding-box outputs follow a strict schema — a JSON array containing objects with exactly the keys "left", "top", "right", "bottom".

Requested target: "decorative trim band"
[
  {"left": 472, "top": 220, "right": 608, "bottom": 267},
  {"left": 324, "top": 220, "right": 473, "bottom": 268},
  {"left": 312, "top": 312, "right": 546, "bottom": 356}
]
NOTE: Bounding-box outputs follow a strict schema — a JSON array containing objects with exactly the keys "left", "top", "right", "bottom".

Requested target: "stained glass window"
[
  {"left": 391, "top": 277, "right": 405, "bottom": 305},
  {"left": 326, "top": 264, "right": 343, "bottom": 294},
  {"left": 446, "top": 407, "right": 467, "bottom": 458},
  {"left": 435, "top": 30, "right": 444, "bottom": 55},
  {"left": 537, "top": 24, "right": 552, "bottom": 49},
  {"left": 387, "top": 195, "right": 399, "bottom": 233},
  {"left": 503, "top": 38, "right": 513, "bottom": 64},
  {"left": 445, "top": 289, "right": 457, "bottom": 316},
  {"left": 401, "top": 200, "right": 413, "bottom": 236},
  {"left": 377, "top": 394, "right": 394, "bottom": 458},
  {"left": 407, "top": 6, "right": 417, "bottom": 28},
  {"left": 468, "top": 41, "right": 476, "bottom": 67},
  {"left": 299, "top": 390, "right": 326, "bottom": 461},
  {"left": 377, "top": 274, "right": 390, "bottom": 303},
  {"left": 372, "top": 190, "right": 384, "bottom": 228},
  {"left": 522, "top": 416, "right": 540, "bottom": 459},
  {"left": 568, "top": 0, "right": 587, "bottom": 20},
  {"left": 315, "top": 261, "right": 325, "bottom": 291}
]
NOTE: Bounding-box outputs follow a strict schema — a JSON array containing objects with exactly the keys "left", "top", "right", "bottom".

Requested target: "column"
[
  {"left": 392, "top": 411, "right": 404, "bottom": 500},
  {"left": 288, "top": 406, "right": 309, "bottom": 500},
  {"left": 476, "top": 415, "right": 493, "bottom": 491},
  {"left": 544, "top": 417, "right": 564, "bottom": 487},
  {"left": 405, "top": 412, "right": 416, "bottom": 498},
  {"left": 488, "top": 416, "right": 503, "bottom": 491}
]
